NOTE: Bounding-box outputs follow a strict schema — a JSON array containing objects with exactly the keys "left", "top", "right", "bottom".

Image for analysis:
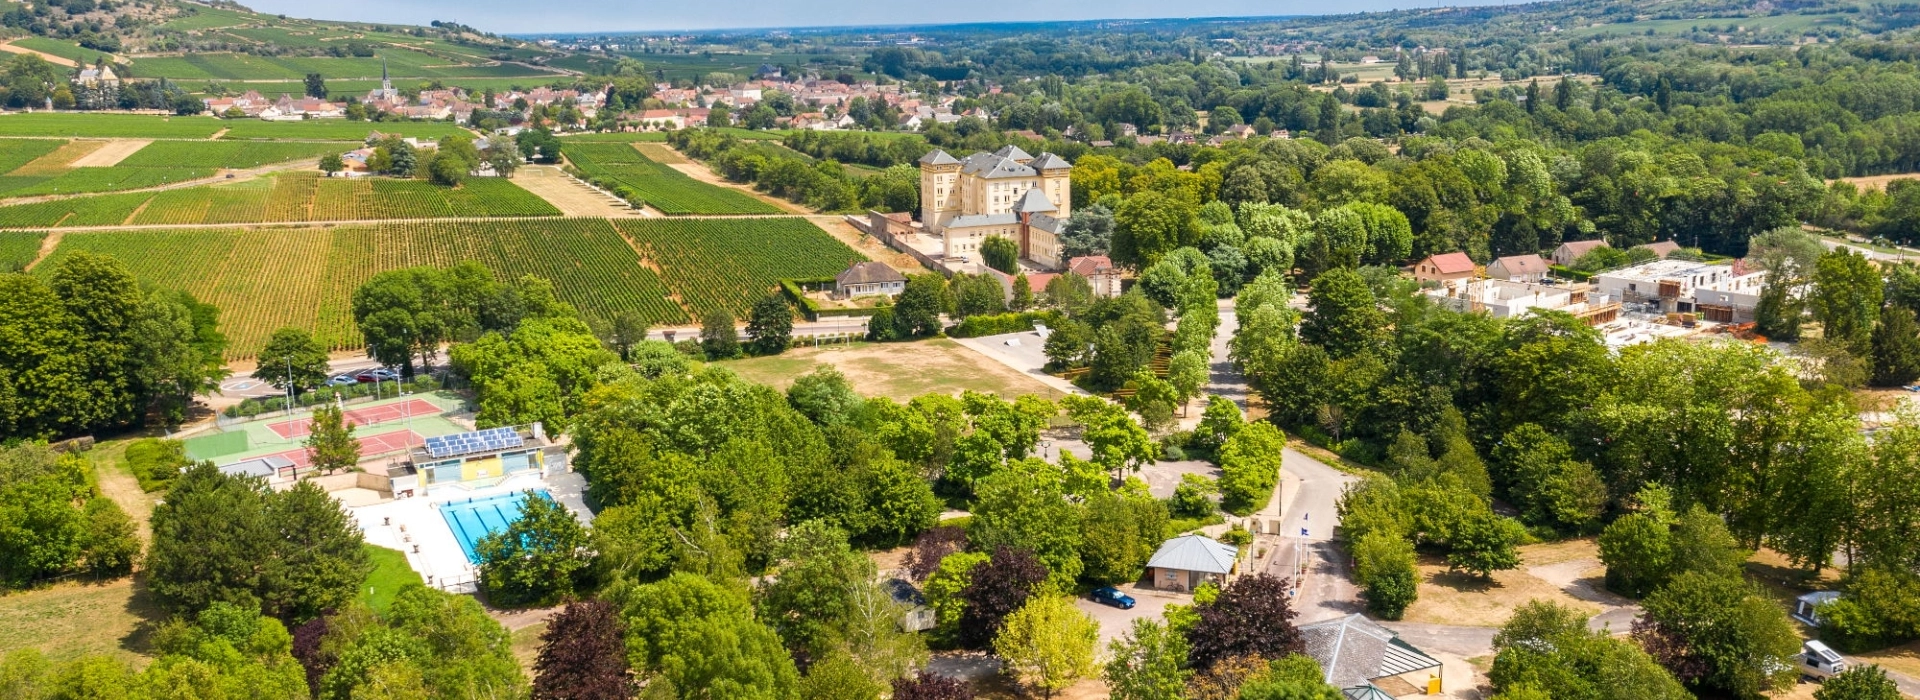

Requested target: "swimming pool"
[{"left": 437, "top": 490, "right": 553, "bottom": 565}]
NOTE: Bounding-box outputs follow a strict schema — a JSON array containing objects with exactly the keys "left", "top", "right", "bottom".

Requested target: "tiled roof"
[
  {"left": 1492, "top": 254, "right": 1550, "bottom": 276},
  {"left": 1070, "top": 256, "right": 1115, "bottom": 276},
  {"left": 1422, "top": 252, "right": 1475, "bottom": 275}
]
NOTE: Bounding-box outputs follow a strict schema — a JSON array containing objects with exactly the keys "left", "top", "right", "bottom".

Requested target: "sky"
[{"left": 236, "top": 0, "right": 1490, "bottom": 34}]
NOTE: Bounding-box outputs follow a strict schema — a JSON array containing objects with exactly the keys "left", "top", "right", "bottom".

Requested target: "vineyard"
[
  {"left": 116, "top": 141, "right": 348, "bottom": 169},
  {"left": 33, "top": 219, "right": 685, "bottom": 356},
  {"left": 0, "top": 140, "right": 66, "bottom": 174},
  {"left": 0, "top": 230, "right": 45, "bottom": 269},
  {"left": 219, "top": 120, "right": 469, "bottom": 142},
  {"left": 615, "top": 217, "right": 866, "bottom": 318},
  {"left": 0, "top": 173, "right": 562, "bottom": 227},
  {"left": 0, "top": 114, "right": 225, "bottom": 139},
  {"left": 565, "top": 143, "right": 782, "bottom": 215}
]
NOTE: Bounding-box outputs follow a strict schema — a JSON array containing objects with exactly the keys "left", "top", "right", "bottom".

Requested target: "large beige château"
[{"left": 918, "top": 145, "right": 1073, "bottom": 270}]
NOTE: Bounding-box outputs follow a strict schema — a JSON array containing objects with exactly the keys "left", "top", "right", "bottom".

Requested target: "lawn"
[
  {"left": 1400, "top": 538, "right": 1616, "bottom": 628},
  {"left": 13, "top": 37, "right": 115, "bottom": 64},
  {"left": 0, "top": 578, "right": 161, "bottom": 666},
  {"left": 718, "top": 339, "right": 1068, "bottom": 401},
  {"left": 359, "top": 545, "right": 422, "bottom": 613}
]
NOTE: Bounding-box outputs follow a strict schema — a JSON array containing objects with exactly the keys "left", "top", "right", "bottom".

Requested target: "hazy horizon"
[{"left": 234, "top": 0, "right": 1511, "bottom": 35}]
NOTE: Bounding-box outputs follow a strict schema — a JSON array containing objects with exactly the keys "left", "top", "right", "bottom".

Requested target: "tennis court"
[
  {"left": 266, "top": 399, "right": 441, "bottom": 439},
  {"left": 437, "top": 490, "right": 553, "bottom": 564},
  {"left": 257, "top": 429, "right": 422, "bottom": 469}
]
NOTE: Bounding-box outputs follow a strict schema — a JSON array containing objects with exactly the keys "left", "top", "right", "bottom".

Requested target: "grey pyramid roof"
[
  {"left": 1300, "top": 615, "right": 1442, "bottom": 688},
  {"left": 994, "top": 144, "right": 1034, "bottom": 162},
  {"left": 836, "top": 261, "right": 906, "bottom": 286},
  {"left": 1029, "top": 152, "right": 1071, "bottom": 170},
  {"left": 1146, "top": 534, "right": 1237, "bottom": 574},
  {"left": 917, "top": 149, "right": 960, "bottom": 166},
  {"left": 1013, "top": 188, "right": 1057, "bottom": 214}
]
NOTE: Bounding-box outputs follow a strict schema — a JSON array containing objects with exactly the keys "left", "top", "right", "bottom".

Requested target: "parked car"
[
  {"left": 325, "top": 375, "right": 358, "bottom": 387},
  {"left": 1090, "top": 586, "right": 1135, "bottom": 609},
  {"left": 1800, "top": 640, "right": 1848, "bottom": 681},
  {"left": 354, "top": 368, "right": 401, "bottom": 383}
]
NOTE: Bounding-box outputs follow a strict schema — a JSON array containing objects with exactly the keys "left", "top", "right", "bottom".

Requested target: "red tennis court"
[
  {"left": 266, "top": 399, "right": 440, "bottom": 439},
  {"left": 260, "top": 429, "right": 423, "bottom": 469}
]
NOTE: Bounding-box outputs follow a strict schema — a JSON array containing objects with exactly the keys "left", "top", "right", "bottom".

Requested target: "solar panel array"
[{"left": 424, "top": 427, "right": 525, "bottom": 459}]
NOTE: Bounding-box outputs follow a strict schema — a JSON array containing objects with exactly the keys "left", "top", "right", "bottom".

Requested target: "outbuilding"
[{"left": 1144, "top": 534, "right": 1239, "bottom": 592}]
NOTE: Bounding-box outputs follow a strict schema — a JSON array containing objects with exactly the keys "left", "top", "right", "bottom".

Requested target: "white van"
[{"left": 1800, "top": 640, "right": 1848, "bottom": 681}]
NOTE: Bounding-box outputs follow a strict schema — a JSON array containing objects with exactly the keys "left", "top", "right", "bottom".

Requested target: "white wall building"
[{"left": 1592, "top": 259, "right": 1767, "bottom": 322}]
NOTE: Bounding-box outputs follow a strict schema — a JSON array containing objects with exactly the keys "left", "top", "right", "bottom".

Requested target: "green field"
[
  {"left": 1563, "top": 13, "right": 1850, "bottom": 38},
  {"left": 615, "top": 217, "right": 866, "bottom": 318},
  {"left": 13, "top": 38, "right": 115, "bottom": 64},
  {"left": 0, "top": 139, "right": 66, "bottom": 173},
  {"left": 30, "top": 219, "right": 683, "bottom": 355},
  {"left": 160, "top": 6, "right": 256, "bottom": 30},
  {"left": 196, "top": 76, "right": 562, "bottom": 98},
  {"left": 218, "top": 119, "right": 469, "bottom": 141},
  {"left": 0, "top": 173, "right": 561, "bottom": 228},
  {"left": 129, "top": 49, "right": 549, "bottom": 82},
  {"left": 567, "top": 142, "right": 782, "bottom": 215},
  {"left": 19, "top": 215, "right": 868, "bottom": 355},
  {"left": 0, "top": 114, "right": 223, "bottom": 139},
  {"left": 0, "top": 140, "right": 349, "bottom": 199},
  {"left": 0, "top": 229, "right": 43, "bottom": 269}
]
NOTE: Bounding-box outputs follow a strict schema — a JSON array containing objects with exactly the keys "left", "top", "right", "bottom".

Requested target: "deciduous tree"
[
  {"left": 1186, "top": 574, "right": 1303, "bottom": 670},
  {"left": 532, "top": 599, "right": 633, "bottom": 700},
  {"left": 305, "top": 404, "right": 359, "bottom": 475},
  {"left": 995, "top": 594, "right": 1099, "bottom": 698}
]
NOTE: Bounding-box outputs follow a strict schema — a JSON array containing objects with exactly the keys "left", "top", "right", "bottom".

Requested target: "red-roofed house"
[
  {"left": 1413, "top": 252, "right": 1476, "bottom": 291},
  {"left": 1070, "top": 255, "right": 1123, "bottom": 298}
]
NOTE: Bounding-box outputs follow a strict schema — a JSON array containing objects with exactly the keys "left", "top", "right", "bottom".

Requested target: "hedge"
[
  {"left": 1550, "top": 264, "right": 1594, "bottom": 281},
  {"left": 945, "top": 310, "right": 1066, "bottom": 338}
]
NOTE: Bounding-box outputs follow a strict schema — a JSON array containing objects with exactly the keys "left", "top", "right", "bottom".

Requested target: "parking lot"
[{"left": 1074, "top": 582, "right": 1190, "bottom": 652}]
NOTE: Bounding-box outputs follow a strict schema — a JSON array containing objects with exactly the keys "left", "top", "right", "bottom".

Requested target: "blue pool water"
[{"left": 437, "top": 490, "right": 554, "bottom": 564}]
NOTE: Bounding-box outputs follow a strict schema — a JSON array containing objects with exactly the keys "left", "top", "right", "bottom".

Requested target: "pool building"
[{"left": 389, "top": 423, "right": 552, "bottom": 498}]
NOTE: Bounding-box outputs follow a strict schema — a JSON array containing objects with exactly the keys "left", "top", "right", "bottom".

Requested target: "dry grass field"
[{"left": 720, "top": 338, "right": 1067, "bottom": 402}]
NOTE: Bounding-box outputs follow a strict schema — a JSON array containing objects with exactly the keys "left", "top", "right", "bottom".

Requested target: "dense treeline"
[
  {"left": 670, "top": 128, "right": 920, "bottom": 213},
  {"left": 1, "top": 252, "right": 228, "bottom": 438}
]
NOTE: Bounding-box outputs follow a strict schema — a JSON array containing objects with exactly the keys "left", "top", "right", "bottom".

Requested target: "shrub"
[{"left": 1351, "top": 530, "right": 1418, "bottom": 619}]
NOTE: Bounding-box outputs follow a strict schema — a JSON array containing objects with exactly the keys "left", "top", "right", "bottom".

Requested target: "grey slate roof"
[
  {"left": 1029, "top": 212, "right": 1067, "bottom": 234},
  {"left": 917, "top": 149, "right": 960, "bottom": 166},
  {"left": 994, "top": 144, "right": 1034, "bottom": 162},
  {"left": 1299, "top": 614, "right": 1442, "bottom": 688},
  {"left": 1013, "top": 187, "right": 1058, "bottom": 214},
  {"left": 960, "top": 152, "right": 1037, "bottom": 179},
  {"left": 219, "top": 455, "right": 295, "bottom": 479},
  {"left": 1029, "top": 152, "right": 1071, "bottom": 170},
  {"left": 1145, "top": 534, "right": 1237, "bottom": 574},
  {"left": 947, "top": 213, "right": 1020, "bottom": 228},
  {"left": 836, "top": 261, "right": 907, "bottom": 286}
]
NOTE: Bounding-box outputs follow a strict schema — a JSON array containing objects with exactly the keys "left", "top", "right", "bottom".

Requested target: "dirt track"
[
  {"left": 68, "top": 139, "right": 150, "bottom": 168},
  {"left": 512, "top": 165, "right": 647, "bottom": 218}
]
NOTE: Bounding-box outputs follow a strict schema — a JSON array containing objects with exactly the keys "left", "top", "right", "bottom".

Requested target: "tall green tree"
[
  {"left": 254, "top": 327, "right": 332, "bottom": 394},
  {"left": 1300, "top": 267, "right": 1385, "bottom": 359},
  {"left": 477, "top": 492, "right": 591, "bottom": 607},
  {"left": 700, "top": 310, "right": 740, "bottom": 359},
  {"left": 1634, "top": 571, "right": 1800, "bottom": 698},
  {"left": 1871, "top": 305, "right": 1920, "bottom": 387},
  {"left": 1104, "top": 619, "right": 1190, "bottom": 700},
  {"left": 745, "top": 295, "right": 794, "bottom": 356},
  {"left": 305, "top": 404, "right": 360, "bottom": 475},
  {"left": 608, "top": 572, "right": 799, "bottom": 700},
  {"left": 1811, "top": 249, "right": 1883, "bottom": 352}
]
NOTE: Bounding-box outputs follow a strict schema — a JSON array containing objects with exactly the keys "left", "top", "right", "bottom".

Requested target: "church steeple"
[{"left": 380, "top": 58, "right": 390, "bottom": 90}]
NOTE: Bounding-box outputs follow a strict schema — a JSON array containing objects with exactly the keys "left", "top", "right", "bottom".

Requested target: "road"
[{"left": 214, "top": 351, "right": 444, "bottom": 405}]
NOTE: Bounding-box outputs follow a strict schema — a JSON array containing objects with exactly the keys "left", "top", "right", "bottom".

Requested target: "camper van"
[{"left": 1800, "top": 640, "right": 1848, "bottom": 681}]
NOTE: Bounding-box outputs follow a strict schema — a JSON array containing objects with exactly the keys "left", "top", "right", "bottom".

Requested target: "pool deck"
[{"left": 348, "top": 469, "right": 593, "bottom": 592}]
